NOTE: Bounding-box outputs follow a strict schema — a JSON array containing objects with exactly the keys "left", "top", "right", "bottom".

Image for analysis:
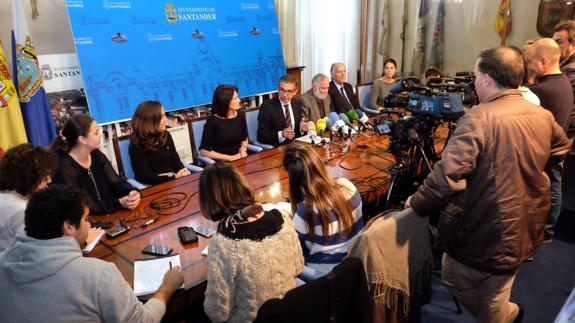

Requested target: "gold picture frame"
[{"left": 537, "top": 0, "right": 575, "bottom": 37}]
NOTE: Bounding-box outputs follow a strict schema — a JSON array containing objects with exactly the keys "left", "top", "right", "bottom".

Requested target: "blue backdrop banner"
[{"left": 65, "top": 0, "right": 285, "bottom": 124}]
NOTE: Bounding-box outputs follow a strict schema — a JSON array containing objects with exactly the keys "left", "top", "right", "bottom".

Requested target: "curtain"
[
  {"left": 361, "top": 0, "right": 386, "bottom": 83},
  {"left": 275, "top": 0, "right": 297, "bottom": 67},
  {"left": 295, "top": 0, "right": 361, "bottom": 89}
]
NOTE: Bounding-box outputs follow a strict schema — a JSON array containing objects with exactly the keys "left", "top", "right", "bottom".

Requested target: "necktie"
[
  {"left": 318, "top": 100, "right": 325, "bottom": 118},
  {"left": 284, "top": 104, "right": 292, "bottom": 129},
  {"left": 340, "top": 86, "right": 352, "bottom": 108}
]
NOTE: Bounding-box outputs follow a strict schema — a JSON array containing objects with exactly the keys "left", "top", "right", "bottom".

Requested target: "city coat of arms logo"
[{"left": 166, "top": 4, "right": 177, "bottom": 24}]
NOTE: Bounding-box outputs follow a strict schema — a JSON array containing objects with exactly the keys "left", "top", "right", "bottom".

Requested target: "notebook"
[{"left": 133, "top": 254, "right": 182, "bottom": 296}]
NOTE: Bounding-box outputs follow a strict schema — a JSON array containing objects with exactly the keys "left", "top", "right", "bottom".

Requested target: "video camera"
[
  {"left": 427, "top": 71, "right": 478, "bottom": 107},
  {"left": 383, "top": 76, "right": 467, "bottom": 121}
]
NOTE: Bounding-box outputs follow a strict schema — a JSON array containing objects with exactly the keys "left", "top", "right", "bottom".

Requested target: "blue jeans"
[{"left": 545, "top": 160, "right": 564, "bottom": 236}]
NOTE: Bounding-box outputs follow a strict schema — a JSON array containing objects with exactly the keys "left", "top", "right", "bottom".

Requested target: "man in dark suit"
[
  {"left": 257, "top": 74, "right": 306, "bottom": 146},
  {"left": 328, "top": 63, "right": 361, "bottom": 114}
]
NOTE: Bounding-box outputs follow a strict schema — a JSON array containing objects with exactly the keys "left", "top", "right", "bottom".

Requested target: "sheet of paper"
[
  {"left": 133, "top": 254, "right": 181, "bottom": 296},
  {"left": 262, "top": 202, "right": 292, "bottom": 215},
  {"left": 295, "top": 134, "right": 331, "bottom": 144},
  {"left": 83, "top": 230, "right": 105, "bottom": 253}
]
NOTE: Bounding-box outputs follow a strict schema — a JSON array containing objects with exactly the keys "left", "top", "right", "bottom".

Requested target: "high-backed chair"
[
  {"left": 189, "top": 118, "right": 216, "bottom": 166},
  {"left": 356, "top": 83, "right": 379, "bottom": 116},
  {"left": 255, "top": 257, "right": 372, "bottom": 323},
  {"left": 245, "top": 108, "right": 274, "bottom": 150},
  {"left": 112, "top": 136, "right": 149, "bottom": 190},
  {"left": 189, "top": 116, "right": 264, "bottom": 166},
  {"left": 166, "top": 124, "right": 203, "bottom": 173},
  {"left": 113, "top": 131, "right": 203, "bottom": 189}
]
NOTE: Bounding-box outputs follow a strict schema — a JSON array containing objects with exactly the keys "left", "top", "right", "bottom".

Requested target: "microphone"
[
  {"left": 316, "top": 118, "right": 327, "bottom": 133},
  {"left": 346, "top": 109, "right": 359, "bottom": 122},
  {"left": 325, "top": 117, "right": 335, "bottom": 141},
  {"left": 325, "top": 116, "right": 334, "bottom": 129},
  {"left": 306, "top": 121, "right": 317, "bottom": 144},
  {"left": 306, "top": 120, "right": 317, "bottom": 136},
  {"left": 316, "top": 118, "right": 326, "bottom": 137},
  {"left": 317, "top": 118, "right": 327, "bottom": 144},
  {"left": 346, "top": 110, "right": 363, "bottom": 131},
  {"left": 355, "top": 109, "right": 375, "bottom": 129},
  {"left": 338, "top": 113, "right": 355, "bottom": 134},
  {"left": 328, "top": 112, "right": 347, "bottom": 139}
]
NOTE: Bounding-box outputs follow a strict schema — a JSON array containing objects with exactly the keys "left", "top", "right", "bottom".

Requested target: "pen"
[
  {"left": 141, "top": 218, "right": 157, "bottom": 227},
  {"left": 169, "top": 261, "right": 172, "bottom": 269}
]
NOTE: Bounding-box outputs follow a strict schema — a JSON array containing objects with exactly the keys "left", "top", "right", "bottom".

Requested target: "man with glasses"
[{"left": 257, "top": 74, "right": 307, "bottom": 146}]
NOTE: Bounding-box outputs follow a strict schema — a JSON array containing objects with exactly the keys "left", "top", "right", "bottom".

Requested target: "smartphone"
[
  {"left": 106, "top": 225, "right": 129, "bottom": 239},
  {"left": 177, "top": 227, "right": 198, "bottom": 244},
  {"left": 376, "top": 123, "right": 391, "bottom": 135},
  {"left": 91, "top": 221, "right": 113, "bottom": 229},
  {"left": 142, "top": 244, "right": 173, "bottom": 256},
  {"left": 192, "top": 224, "right": 216, "bottom": 238}
]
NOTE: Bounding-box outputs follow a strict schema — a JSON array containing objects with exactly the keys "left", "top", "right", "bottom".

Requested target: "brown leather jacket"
[{"left": 411, "top": 89, "right": 570, "bottom": 274}]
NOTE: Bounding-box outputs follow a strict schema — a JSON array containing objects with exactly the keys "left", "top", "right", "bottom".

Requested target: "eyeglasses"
[{"left": 279, "top": 88, "right": 296, "bottom": 95}]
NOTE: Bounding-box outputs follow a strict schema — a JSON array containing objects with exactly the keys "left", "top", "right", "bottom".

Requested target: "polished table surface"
[{"left": 89, "top": 125, "right": 449, "bottom": 293}]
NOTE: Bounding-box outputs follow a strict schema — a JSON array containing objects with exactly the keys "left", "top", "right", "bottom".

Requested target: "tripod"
[{"left": 383, "top": 120, "right": 439, "bottom": 210}]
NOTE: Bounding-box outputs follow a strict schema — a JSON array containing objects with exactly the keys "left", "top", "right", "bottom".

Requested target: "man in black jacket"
[
  {"left": 526, "top": 38, "right": 574, "bottom": 240},
  {"left": 328, "top": 63, "right": 361, "bottom": 114},
  {"left": 257, "top": 75, "right": 306, "bottom": 146},
  {"left": 554, "top": 20, "right": 575, "bottom": 146}
]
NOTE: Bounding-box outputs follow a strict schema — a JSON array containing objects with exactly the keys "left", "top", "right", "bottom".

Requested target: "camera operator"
[
  {"left": 405, "top": 46, "right": 570, "bottom": 322},
  {"left": 424, "top": 67, "right": 443, "bottom": 86}
]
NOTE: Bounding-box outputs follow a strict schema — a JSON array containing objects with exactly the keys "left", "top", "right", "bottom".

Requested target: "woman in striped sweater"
[{"left": 283, "top": 142, "right": 364, "bottom": 278}]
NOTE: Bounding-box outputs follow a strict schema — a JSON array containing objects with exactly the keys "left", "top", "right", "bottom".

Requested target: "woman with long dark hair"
[
  {"left": 199, "top": 161, "right": 303, "bottom": 322},
  {"left": 51, "top": 114, "right": 140, "bottom": 214},
  {"left": 283, "top": 142, "right": 364, "bottom": 276},
  {"left": 370, "top": 58, "right": 398, "bottom": 111},
  {"left": 199, "top": 84, "right": 248, "bottom": 161},
  {"left": 129, "top": 100, "right": 190, "bottom": 184}
]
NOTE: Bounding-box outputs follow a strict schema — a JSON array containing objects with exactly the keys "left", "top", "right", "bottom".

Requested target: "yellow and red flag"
[
  {"left": 495, "top": 0, "right": 512, "bottom": 45},
  {"left": 0, "top": 38, "right": 27, "bottom": 151}
]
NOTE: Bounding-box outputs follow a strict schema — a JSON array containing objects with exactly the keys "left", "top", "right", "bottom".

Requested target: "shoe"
[
  {"left": 524, "top": 256, "right": 533, "bottom": 262},
  {"left": 543, "top": 233, "right": 553, "bottom": 244},
  {"left": 512, "top": 304, "right": 524, "bottom": 323}
]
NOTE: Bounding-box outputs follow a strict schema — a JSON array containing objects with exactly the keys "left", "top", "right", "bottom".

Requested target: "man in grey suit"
[{"left": 300, "top": 73, "right": 333, "bottom": 122}]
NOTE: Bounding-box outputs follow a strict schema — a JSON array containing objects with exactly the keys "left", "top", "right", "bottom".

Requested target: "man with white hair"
[
  {"left": 328, "top": 63, "right": 361, "bottom": 113},
  {"left": 300, "top": 73, "right": 333, "bottom": 122}
]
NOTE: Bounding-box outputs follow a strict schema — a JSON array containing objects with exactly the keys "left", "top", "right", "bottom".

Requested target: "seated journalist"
[
  {"left": 0, "top": 185, "right": 184, "bottom": 323},
  {"left": 0, "top": 144, "right": 59, "bottom": 251}
]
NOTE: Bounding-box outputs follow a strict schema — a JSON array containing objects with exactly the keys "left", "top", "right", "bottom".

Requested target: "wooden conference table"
[{"left": 89, "top": 125, "right": 448, "bottom": 305}]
